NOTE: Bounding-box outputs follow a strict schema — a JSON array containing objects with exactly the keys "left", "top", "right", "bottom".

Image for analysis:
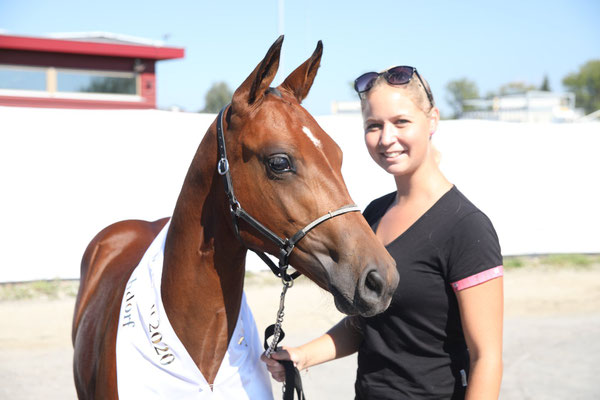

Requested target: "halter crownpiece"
[{"left": 215, "top": 104, "right": 361, "bottom": 281}]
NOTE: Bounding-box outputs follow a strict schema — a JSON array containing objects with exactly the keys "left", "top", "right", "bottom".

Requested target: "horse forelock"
[
  {"left": 266, "top": 87, "right": 283, "bottom": 98},
  {"left": 231, "top": 90, "right": 341, "bottom": 170}
]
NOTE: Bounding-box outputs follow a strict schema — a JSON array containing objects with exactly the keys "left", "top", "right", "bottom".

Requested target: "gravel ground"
[{"left": 1, "top": 264, "right": 599, "bottom": 399}]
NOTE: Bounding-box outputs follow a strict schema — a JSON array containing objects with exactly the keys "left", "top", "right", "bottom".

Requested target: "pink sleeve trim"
[{"left": 451, "top": 265, "right": 504, "bottom": 292}]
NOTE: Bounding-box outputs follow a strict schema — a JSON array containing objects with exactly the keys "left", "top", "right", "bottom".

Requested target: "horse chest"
[{"left": 115, "top": 222, "right": 273, "bottom": 399}]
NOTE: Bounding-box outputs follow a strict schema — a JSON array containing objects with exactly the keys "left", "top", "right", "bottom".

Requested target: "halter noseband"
[{"left": 216, "top": 104, "right": 360, "bottom": 281}]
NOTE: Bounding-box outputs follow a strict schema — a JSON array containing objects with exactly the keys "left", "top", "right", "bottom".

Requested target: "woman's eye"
[
  {"left": 267, "top": 155, "right": 292, "bottom": 173},
  {"left": 365, "top": 123, "right": 381, "bottom": 132}
]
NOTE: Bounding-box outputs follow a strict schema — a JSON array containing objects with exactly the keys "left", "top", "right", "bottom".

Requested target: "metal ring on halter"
[
  {"left": 282, "top": 275, "right": 294, "bottom": 288},
  {"left": 229, "top": 200, "right": 241, "bottom": 214},
  {"left": 217, "top": 158, "right": 229, "bottom": 175}
]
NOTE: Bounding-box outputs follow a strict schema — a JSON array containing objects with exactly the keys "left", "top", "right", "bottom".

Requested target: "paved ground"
[{"left": 1, "top": 264, "right": 599, "bottom": 399}]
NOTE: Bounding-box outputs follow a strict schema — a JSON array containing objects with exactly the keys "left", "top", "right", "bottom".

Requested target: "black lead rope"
[
  {"left": 263, "top": 280, "right": 306, "bottom": 400},
  {"left": 264, "top": 324, "right": 306, "bottom": 400}
]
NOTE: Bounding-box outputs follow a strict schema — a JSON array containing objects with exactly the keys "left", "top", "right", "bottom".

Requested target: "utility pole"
[{"left": 278, "top": 0, "right": 285, "bottom": 79}]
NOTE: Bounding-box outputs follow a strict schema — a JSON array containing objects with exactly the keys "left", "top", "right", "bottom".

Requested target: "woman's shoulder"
[
  {"left": 438, "top": 186, "right": 485, "bottom": 220},
  {"left": 429, "top": 186, "right": 497, "bottom": 239},
  {"left": 440, "top": 188, "right": 503, "bottom": 282},
  {"left": 362, "top": 191, "right": 396, "bottom": 224},
  {"left": 438, "top": 186, "right": 500, "bottom": 249}
]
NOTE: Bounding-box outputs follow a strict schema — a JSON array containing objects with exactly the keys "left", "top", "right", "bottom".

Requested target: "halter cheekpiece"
[
  {"left": 216, "top": 103, "right": 359, "bottom": 400},
  {"left": 216, "top": 104, "right": 361, "bottom": 281}
]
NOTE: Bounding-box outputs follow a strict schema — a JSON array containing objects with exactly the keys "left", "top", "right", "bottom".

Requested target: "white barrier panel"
[
  {"left": 1, "top": 106, "right": 598, "bottom": 282},
  {"left": 322, "top": 115, "right": 600, "bottom": 258}
]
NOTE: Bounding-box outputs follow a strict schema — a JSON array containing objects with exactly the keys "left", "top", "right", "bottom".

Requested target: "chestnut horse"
[{"left": 72, "top": 36, "right": 399, "bottom": 399}]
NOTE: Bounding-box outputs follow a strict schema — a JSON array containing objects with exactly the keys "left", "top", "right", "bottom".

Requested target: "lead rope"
[
  {"left": 264, "top": 278, "right": 306, "bottom": 400},
  {"left": 264, "top": 278, "right": 292, "bottom": 358}
]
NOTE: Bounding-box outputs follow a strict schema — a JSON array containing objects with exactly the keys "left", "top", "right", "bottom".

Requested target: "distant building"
[
  {"left": 0, "top": 32, "right": 184, "bottom": 109},
  {"left": 461, "top": 91, "right": 583, "bottom": 123},
  {"left": 331, "top": 100, "right": 361, "bottom": 114},
  {"left": 331, "top": 91, "right": 587, "bottom": 122}
]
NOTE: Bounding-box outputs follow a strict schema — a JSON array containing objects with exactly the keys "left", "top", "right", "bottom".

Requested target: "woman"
[{"left": 262, "top": 66, "right": 504, "bottom": 399}]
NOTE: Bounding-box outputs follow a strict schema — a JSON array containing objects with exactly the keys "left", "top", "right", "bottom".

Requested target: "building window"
[
  {"left": 56, "top": 69, "right": 136, "bottom": 95},
  {"left": 0, "top": 65, "right": 47, "bottom": 91},
  {"left": 0, "top": 64, "right": 141, "bottom": 102}
]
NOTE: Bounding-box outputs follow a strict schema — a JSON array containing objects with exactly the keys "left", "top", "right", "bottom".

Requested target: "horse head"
[{"left": 219, "top": 36, "right": 399, "bottom": 317}]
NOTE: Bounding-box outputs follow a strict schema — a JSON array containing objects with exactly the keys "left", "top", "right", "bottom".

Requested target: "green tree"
[
  {"left": 445, "top": 78, "right": 479, "bottom": 119},
  {"left": 497, "top": 81, "right": 537, "bottom": 96},
  {"left": 201, "top": 82, "right": 232, "bottom": 113},
  {"left": 349, "top": 80, "right": 356, "bottom": 97},
  {"left": 483, "top": 90, "right": 497, "bottom": 100},
  {"left": 563, "top": 59, "right": 600, "bottom": 114},
  {"left": 81, "top": 77, "right": 136, "bottom": 94},
  {"left": 540, "top": 75, "right": 551, "bottom": 91}
]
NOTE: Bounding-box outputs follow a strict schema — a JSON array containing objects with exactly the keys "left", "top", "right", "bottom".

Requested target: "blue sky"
[{"left": 1, "top": 0, "right": 599, "bottom": 116}]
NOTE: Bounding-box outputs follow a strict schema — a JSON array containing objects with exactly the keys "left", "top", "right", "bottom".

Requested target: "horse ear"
[
  {"left": 232, "top": 35, "right": 284, "bottom": 110},
  {"left": 278, "top": 40, "right": 323, "bottom": 103}
]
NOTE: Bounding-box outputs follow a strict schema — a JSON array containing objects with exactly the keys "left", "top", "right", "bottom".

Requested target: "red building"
[{"left": 0, "top": 32, "right": 184, "bottom": 109}]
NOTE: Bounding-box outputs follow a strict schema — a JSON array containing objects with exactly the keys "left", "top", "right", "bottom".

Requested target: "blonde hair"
[{"left": 359, "top": 71, "right": 435, "bottom": 115}]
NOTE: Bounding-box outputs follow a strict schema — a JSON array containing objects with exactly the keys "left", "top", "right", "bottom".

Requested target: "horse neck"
[{"left": 161, "top": 124, "right": 248, "bottom": 382}]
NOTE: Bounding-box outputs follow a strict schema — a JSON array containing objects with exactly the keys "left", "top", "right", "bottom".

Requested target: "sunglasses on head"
[{"left": 354, "top": 66, "right": 434, "bottom": 108}]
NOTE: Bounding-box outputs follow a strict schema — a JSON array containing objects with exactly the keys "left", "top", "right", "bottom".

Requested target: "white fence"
[{"left": 1, "top": 106, "right": 599, "bottom": 282}]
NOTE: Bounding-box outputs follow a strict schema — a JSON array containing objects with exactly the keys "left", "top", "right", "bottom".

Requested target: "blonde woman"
[{"left": 263, "top": 66, "right": 503, "bottom": 400}]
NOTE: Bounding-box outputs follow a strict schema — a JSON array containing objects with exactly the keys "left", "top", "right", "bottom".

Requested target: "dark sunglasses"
[{"left": 354, "top": 66, "right": 434, "bottom": 108}]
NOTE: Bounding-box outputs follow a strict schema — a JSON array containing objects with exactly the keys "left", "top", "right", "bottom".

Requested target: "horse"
[{"left": 72, "top": 36, "right": 399, "bottom": 399}]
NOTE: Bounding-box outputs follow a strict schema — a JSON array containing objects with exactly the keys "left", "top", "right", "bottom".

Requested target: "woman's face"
[{"left": 362, "top": 84, "right": 437, "bottom": 177}]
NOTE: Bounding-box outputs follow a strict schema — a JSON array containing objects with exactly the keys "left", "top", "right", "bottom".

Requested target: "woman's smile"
[{"left": 381, "top": 149, "right": 407, "bottom": 160}]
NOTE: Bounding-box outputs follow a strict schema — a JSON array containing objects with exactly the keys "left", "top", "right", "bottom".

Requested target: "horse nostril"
[
  {"left": 353, "top": 266, "right": 395, "bottom": 317},
  {"left": 364, "top": 270, "right": 384, "bottom": 298}
]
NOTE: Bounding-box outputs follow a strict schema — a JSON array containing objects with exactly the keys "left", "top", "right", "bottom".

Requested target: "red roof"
[{"left": 0, "top": 33, "right": 184, "bottom": 60}]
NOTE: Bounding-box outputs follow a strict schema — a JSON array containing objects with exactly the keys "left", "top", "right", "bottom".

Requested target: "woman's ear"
[{"left": 429, "top": 107, "right": 440, "bottom": 135}]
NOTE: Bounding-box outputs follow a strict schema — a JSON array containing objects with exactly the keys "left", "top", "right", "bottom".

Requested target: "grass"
[
  {"left": 0, "top": 279, "right": 79, "bottom": 301},
  {"left": 503, "top": 257, "right": 526, "bottom": 269},
  {"left": 503, "top": 253, "right": 600, "bottom": 270},
  {"left": 543, "top": 253, "right": 598, "bottom": 267},
  {"left": 2, "top": 254, "right": 598, "bottom": 300},
  {"left": 0, "top": 271, "right": 299, "bottom": 301}
]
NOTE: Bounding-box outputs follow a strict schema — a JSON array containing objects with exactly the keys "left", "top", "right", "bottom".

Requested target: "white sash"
[{"left": 116, "top": 221, "right": 273, "bottom": 399}]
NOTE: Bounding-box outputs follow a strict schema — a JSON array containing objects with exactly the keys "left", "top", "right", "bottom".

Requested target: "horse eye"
[{"left": 267, "top": 155, "right": 293, "bottom": 173}]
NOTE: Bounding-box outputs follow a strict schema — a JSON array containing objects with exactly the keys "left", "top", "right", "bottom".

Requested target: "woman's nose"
[{"left": 379, "top": 122, "right": 397, "bottom": 146}]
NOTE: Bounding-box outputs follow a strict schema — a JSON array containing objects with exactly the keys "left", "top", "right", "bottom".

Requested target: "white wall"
[
  {"left": 322, "top": 115, "right": 600, "bottom": 257},
  {"left": 1, "top": 106, "right": 598, "bottom": 282}
]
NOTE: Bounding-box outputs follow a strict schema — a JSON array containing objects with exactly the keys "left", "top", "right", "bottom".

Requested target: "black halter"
[{"left": 216, "top": 104, "right": 360, "bottom": 281}]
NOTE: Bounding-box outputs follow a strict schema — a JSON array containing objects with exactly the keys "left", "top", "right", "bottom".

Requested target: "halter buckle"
[{"left": 217, "top": 158, "right": 229, "bottom": 175}]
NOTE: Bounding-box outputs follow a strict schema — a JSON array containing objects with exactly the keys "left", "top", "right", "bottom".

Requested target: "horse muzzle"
[{"left": 329, "top": 258, "right": 399, "bottom": 317}]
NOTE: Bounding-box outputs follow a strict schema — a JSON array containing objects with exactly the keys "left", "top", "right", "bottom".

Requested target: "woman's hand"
[
  {"left": 261, "top": 347, "right": 306, "bottom": 382},
  {"left": 260, "top": 317, "right": 363, "bottom": 382}
]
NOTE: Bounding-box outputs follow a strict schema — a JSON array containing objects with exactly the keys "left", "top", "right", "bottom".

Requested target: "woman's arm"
[
  {"left": 456, "top": 277, "right": 504, "bottom": 400},
  {"left": 261, "top": 316, "right": 363, "bottom": 382}
]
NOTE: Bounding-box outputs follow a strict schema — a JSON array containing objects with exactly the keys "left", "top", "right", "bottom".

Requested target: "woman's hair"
[{"left": 359, "top": 71, "right": 435, "bottom": 115}]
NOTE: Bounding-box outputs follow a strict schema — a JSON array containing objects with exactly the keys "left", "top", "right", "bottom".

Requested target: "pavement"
[{"left": 1, "top": 265, "right": 599, "bottom": 399}]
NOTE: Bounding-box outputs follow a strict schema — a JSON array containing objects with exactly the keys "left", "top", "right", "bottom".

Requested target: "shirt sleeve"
[{"left": 446, "top": 211, "right": 503, "bottom": 291}]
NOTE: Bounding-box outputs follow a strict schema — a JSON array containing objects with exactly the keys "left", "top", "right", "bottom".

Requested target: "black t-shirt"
[{"left": 355, "top": 186, "right": 502, "bottom": 400}]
